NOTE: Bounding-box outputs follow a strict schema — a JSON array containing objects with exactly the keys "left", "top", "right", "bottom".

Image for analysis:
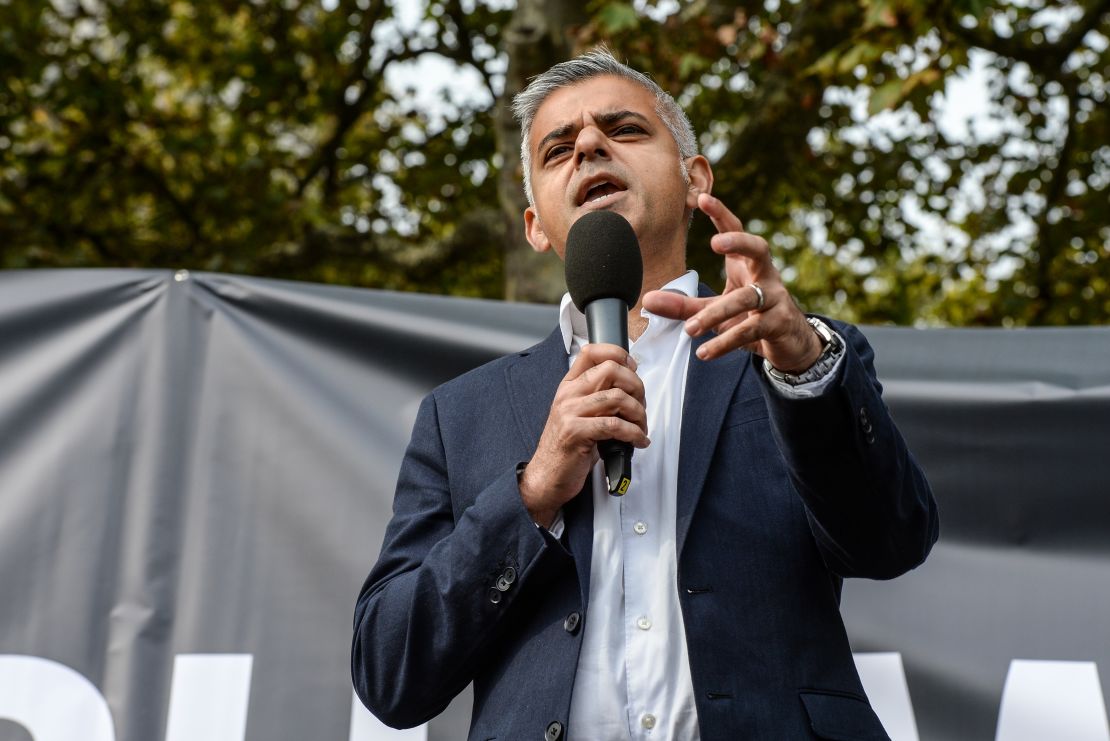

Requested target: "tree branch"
[
  {"left": 1030, "top": 79, "right": 1080, "bottom": 324},
  {"left": 296, "top": 0, "right": 391, "bottom": 197},
  {"left": 948, "top": 0, "right": 1110, "bottom": 71}
]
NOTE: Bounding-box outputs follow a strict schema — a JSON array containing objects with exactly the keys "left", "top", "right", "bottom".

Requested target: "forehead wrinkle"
[
  {"left": 594, "top": 110, "right": 651, "bottom": 128},
  {"left": 535, "top": 109, "right": 653, "bottom": 155}
]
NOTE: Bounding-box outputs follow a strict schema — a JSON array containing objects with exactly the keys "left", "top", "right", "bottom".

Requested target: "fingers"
[
  {"left": 694, "top": 312, "right": 765, "bottom": 361},
  {"left": 566, "top": 387, "right": 648, "bottom": 442},
  {"left": 523, "top": 343, "right": 650, "bottom": 515},
  {"left": 565, "top": 343, "right": 635, "bottom": 381},
  {"left": 697, "top": 192, "right": 743, "bottom": 234},
  {"left": 641, "top": 290, "right": 713, "bottom": 321},
  {"left": 710, "top": 230, "right": 771, "bottom": 260},
  {"left": 556, "top": 342, "right": 648, "bottom": 443},
  {"left": 565, "top": 344, "right": 644, "bottom": 400},
  {"left": 682, "top": 285, "right": 768, "bottom": 338},
  {"left": 696, "top": 193, "right": 772, "bottom": 288},
  {"left": 698, "top": 193, "right": 769, "bottom": 266}
]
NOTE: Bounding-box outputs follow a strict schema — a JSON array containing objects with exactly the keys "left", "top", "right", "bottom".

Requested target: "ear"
[
  {"left": 524, "top": 206, "right": 551, "bottom": 254},
  {"left": 684, "top": 155, "right": 714, "bottom": 209}
]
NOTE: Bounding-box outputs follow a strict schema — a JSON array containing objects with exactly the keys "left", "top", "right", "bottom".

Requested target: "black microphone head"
[{"left": 564, "top": 211, "right": 643, "bottom": 311}]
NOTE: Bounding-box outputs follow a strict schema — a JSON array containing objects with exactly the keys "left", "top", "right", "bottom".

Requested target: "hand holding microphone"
[
  {"left": 564, "top": 211, "right": 644, "bottom": 495},
  {"left": 518, "top": 211, "right": 647, "bottom": 525}
]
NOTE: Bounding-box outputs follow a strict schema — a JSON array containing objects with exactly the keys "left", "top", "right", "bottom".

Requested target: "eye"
[
  {"left": 543, "top": 144, "right": 571, "bottom": 163},
  {"left": 613, "top": 124, "right": 644, "bottom": 136}
]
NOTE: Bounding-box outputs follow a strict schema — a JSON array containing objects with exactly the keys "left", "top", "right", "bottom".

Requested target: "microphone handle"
[
  {"left": 585, "top": 298, "right": 629, "bottom": 348},
  {"left": 585, "top": 298, "right": 633, "bottom": 496}
]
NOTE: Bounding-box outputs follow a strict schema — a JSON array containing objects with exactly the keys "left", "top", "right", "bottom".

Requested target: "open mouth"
[
  {"left": 585, "top": 182, "right": 622, "bottom": 203},
  {"left": 577, "top": 177, "right": 627, "bottom": 206}
]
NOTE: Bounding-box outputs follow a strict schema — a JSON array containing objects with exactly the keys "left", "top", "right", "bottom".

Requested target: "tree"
[
  {"left": 0, "top": 0, "right": 510, "bottom": 295},
  {"left": 571, "top": 0, "right": 1109, "bottom": 325},
  {"left": 2, "top": 0, "right": 1107, "bottom": 325}
]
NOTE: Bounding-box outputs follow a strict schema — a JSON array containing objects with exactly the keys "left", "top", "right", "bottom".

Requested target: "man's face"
[{"left": 523, "top": 75, "right": 709, "bottom": 265}]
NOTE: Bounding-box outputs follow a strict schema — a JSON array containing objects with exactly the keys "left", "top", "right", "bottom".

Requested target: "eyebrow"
[{"left": 536, "top": 110, "right": 651, "bottom": 155}]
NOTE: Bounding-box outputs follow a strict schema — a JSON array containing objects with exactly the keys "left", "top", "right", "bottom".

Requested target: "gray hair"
[{"left": 511, "top": 47, "right": 699, "bottom": 206}]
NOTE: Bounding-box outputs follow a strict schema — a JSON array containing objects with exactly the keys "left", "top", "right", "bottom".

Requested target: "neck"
[{"left": 627, "top": 260, "right": 687, "bottom": 341}]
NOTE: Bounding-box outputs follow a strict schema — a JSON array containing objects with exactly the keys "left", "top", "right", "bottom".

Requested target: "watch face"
[{"left": 806, "top": 317, "right": 834, "bottom": 348}]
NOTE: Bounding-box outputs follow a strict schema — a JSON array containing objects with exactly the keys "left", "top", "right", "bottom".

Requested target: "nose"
[{"left": 574, "top": 125, "right": 609, "bottom": 166}]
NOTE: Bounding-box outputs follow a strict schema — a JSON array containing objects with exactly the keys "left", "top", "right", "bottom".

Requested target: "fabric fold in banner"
[{"left": 0, "top": 269, "right": 1108, "bottom": 741}]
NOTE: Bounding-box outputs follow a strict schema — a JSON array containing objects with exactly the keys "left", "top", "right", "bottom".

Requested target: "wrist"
[
  {"left": 778, "top": 329, "right": 824, "bottom": 375},
  {"left": 517, "top": 461, "right": 558, "bottom": 528},
  {"left": 765, "top": 317, "right": 844, "bottom": 386}
]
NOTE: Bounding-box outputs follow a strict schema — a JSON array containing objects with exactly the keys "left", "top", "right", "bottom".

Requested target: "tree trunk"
[{"left": 495, "top": 0, "right": 589, "bottom": 303}]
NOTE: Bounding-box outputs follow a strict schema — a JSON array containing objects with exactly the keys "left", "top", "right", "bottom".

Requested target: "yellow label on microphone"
[{"left": 616, "top": 477, "right": 631, "bottom": 495}]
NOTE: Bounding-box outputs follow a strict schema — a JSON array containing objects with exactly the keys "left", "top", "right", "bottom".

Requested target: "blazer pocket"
[
  {"left": 722, "top": 394, "right": 769, "bottom": 430},
  {"left": 799, "top": 690, "right": 890, "bottom": 741}
]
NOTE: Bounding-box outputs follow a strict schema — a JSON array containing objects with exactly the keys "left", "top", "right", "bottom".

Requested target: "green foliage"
[
  {"left": 0, "top": 0, "right": 509, "bottom": 295},
  {"left": 595, "top": 2, "right": 641, "bottom": 33},
  {"left": 2, "top": 0, "right": 1107, "bottom": 325},
  {"left": 577, "top": 0, "right": 1109, "bottom": 326}
]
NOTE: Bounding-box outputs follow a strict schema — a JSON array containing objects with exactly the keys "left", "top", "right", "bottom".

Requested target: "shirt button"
[
  {"left": 636, "top": 616, "right": 652, "bottom": 631},
  {"left": 633, "top": 521, "right": 648, "bottom": 535},
  {"left": 641, "top": 713, "right": 657, "bottom": 730},
  {"left": 632, "top": 353, "right": 643, "bottom": 365}
]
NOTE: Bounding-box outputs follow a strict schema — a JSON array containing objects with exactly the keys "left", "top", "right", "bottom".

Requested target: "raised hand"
[{"left": 643, "top": 193, "right": 821, "bottom": 373}]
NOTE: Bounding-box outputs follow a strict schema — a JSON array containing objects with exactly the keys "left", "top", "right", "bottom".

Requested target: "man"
[{"left": 352, "top": 48, "right": 938, "bottom": 740}]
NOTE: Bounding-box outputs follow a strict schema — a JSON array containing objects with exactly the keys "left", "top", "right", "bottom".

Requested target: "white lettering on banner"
[
  {"left": 854, "top": 652, "right": 921, "bottom": 741},
  {"left": 349, "top": 690, "right": 428, "bottom": 741},
  {"left": 1, "top": 653, "right": 1108, "bottom": 738},
  {"left": 995, "top": 660, "right": 1110, "bottom": 741},
  {"left": 164, "top": 654, "right": 253, "bottom": 741},
  {"left": 0, "top": 655, "right": 115, "bottom": 741}
]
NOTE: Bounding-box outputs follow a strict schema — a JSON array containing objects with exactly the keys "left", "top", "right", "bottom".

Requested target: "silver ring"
[{"left": 750, "top": 282, "right": 765, "bottom": 311}]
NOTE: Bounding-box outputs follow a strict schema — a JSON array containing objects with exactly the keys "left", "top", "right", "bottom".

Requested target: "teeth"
[{"left": 585, "top": 181, "right": 617, "bottom": 204}]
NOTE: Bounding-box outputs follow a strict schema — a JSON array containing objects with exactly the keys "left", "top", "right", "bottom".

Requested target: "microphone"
[{"left": 564, "top": 210, "right": 643, "bottom": 496}]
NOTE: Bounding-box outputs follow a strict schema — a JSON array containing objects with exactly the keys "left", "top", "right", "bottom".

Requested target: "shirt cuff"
[{"left": 544, "top": 510, "right": 566, "bottom": 539}]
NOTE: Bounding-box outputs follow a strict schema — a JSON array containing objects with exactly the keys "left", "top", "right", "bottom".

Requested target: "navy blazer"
[{"left": 353, "top": 315, "right": 938, "bottom": 740}]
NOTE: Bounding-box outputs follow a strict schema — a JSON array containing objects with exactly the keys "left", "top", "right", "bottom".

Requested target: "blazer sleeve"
[
  {"left": 351, "top": 392, "right": 572, "bottom": 728},
  {"left": 757, "top": 320, "right": 939, "bottom": 580}
]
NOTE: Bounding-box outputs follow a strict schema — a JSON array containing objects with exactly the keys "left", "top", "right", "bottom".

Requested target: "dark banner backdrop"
[{"left": 0, "top": 270, "right": 1108, "bottom": 741}]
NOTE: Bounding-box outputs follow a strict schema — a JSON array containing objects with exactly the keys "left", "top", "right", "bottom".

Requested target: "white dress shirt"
[
  {"left": 552, "top": 272, "right": 844, "bottom": 740},
  {"left": 561, "top": 270, "right": 701, "bottom": 740}
]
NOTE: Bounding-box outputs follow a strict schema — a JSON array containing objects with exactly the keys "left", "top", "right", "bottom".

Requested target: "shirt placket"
[{"left": 623, "top": 320, "right": 665, "bottom": 738}]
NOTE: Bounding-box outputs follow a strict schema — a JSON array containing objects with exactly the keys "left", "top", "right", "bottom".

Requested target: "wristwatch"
[{"left": 763, "top": 317, "right": 844, "bottom": 386}]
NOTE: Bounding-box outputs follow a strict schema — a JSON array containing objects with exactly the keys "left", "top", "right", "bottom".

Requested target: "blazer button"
[
  {"left": 502, "top": 566, "right": 517, "bottom": 584},
  {"left": 563, "top": 611, "right": 581, "bottom": 634},
  {"left": 488, "top": 588, "right": 502, "bottom": 604},
  {"left": 545, "top": 720, "right": 564, "bottom": 741},
  {"left": 496, "top": 566, "right": 517, "bottom": 592}
]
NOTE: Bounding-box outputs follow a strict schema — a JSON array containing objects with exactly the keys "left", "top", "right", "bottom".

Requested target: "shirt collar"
[{"left": 558, "top": 270, "right": 699, "bottom": 354}]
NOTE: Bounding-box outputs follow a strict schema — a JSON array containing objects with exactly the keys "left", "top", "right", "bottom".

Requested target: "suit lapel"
[
  {"left": 675, "top": 289, "right": 752, "bottom": 558},
  {"left": 505, "top": 328, "right": 594, "bottom": 606},
  {"left": 503, "top": 296, "right": 753, "bottom": 595},
  {"left": 504, "top": 328, "right": 565, "bottom": 454}
]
